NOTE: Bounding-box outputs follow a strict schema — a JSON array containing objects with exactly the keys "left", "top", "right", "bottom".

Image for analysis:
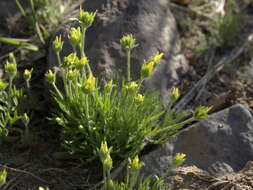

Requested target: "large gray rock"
[
  {"left": 0, "top": 0, "right": 25, "bottom": 18},
  {"left": 142, "top": 104, "right": 253, "bottom": 177},
  {"left": 48, "top": 0, "right": 188, "bottom": 97}
]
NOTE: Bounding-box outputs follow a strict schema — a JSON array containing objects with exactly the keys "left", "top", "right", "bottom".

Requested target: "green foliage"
[
  {"left": 212, "top": 1, "right": 243, "bottom": 48},
  {"left": 98, "top": 141, "right": 166, "bottom": 190},
  {"left": 0, "top": 54, "right": 33, "bottom": 144},
  {"left": 15, "top": 0, "right": 68, "bottom": 43},
  {"left": 0, "top": 168, "right": 7, "bottom": 187},
  {"left": 0, "top": 54, "right": 24, "bottom": 139},
  {"left": 47, "top": 8, "right": 211, "bottom": 165},
  {"left": 98, "top": 142, "right": 187, "bottom": 190}
]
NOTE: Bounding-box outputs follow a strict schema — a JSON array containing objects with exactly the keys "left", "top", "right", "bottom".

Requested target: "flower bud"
[
  {"left": 68, "top": 27, "right": 82, "bottom": 47},
  {"left": 172, "top": 153, "right": 186, "bottom": 167},
  {"left": 120, "top": 34, "right": 137, "bottom": 51},
  {"left": 0, "top": 168, "right": 7, "bottom": 186},
  {"left": 64, "top": 53, "right": 79, "bottom": 68},
  {"left": 55, "top": 117, "right": 64, "bottom": 125},
  {"left": 105, "top": 80, "right": 113, "bottom": 92},
  {"left": 135, "top": 94, "right": 144, "bottom": 103},
  {"left": 53, "top": 35, "right": 64, "bottom": 52},
  {"left": 129, "top": 156, "right": 143, "bottom": 172},
  {"left": 9, "top": 52, "right": 16, "bottom": 64},
  {"left": 106, "top": 179, "right": 115, "bottom": 190},
  {"left": 129, "top": 81, "right": 138, "bottom": 90},
  {"left": 79, "top": 9, "right": 96, "bottom": 28},
  {"left": 0, "top": 80, "right": 8, "bottom": 91},
  {"left": 170, "top": 88, "right": 180, "bottom": 102},
  {"left": 193, "top": 106, "right": 212, "bottom": 120},
  {"left": 23, "top": 68, "right": 33, "bottom": 82},
  {"left": 45, "top": 70, "right": 56, "bottom": 84},
  {"left": 99, "top": 141, "right": 109, "bottom": 161},
  {"left": 82, "top": 73, "right": 96, "bottom": 94},
  {"left": 103, "top": 155, "right": 113, "bottom": 171},
  {"left": 76, "top": 56, "right": 88, "bottom": 70},
  {"left": 38, "top": 187, "right": 46, "bottom": 190},
  {"left": 22, "top": 113, "right": 30, "bottom": 127},
  {"left": 5, "top": 61, "right": 17, "bottom": 79},
  {"left": 151, "top": 52, "right": 164, "bottom": 64},
  {"left": 141, "top": 61, "right": 154, "bottom": 79},
  {"left": 67, "top": 69, "right": 78, "bottom": 81}
]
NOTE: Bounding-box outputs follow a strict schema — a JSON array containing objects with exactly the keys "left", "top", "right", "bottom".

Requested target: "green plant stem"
[
  {"left": 85, "top": 95, "right": 90, "bottom": 121},
  {"left": 126, "top": 166, "right": 130, "bottom": 187},
  {"left": 127, "top": 50, "right": 131, "bottom": 82},
  {"left": 56, "top": 52, "right": 62, "bottom": 66},
  {"left": 52, "top": 83, "right": 63, "bottom": 100},
  {"left": 156, "top": 117, "right": 195, "bottom": 134},
  {"left": 26, "top": 81, "right": 30, "bottom": 89},
  {"left": 129, "top": 171, "right": 138, "bottom": 190},
  {"left": 80, "top": 27, "right": 92, "bottom": 75},
  {"left": 103, "top": 165, "right": 107, "bottom": 190},
  {"left": 15, "top": 0, "right": 26, "bottom": 17},
  {"left": 7, "top": 78, "right": 14, "bottom": 115}
]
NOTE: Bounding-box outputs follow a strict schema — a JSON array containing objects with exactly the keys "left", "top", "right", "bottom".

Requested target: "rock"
[
  {"left": 0, "top": 0, "right": 25, "bottom": 18},
  {"left": 165, "top": 161, "right": 253, "bottom": 190},
  {"left": 141, "top": 104, "right": 253, "bottom": 177},
  {"left": 48, "top": 0, "right": 189, "bottom": 97}
]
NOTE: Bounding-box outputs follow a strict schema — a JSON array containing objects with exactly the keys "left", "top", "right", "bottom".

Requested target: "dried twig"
[
  {"left": 0, "top": 164, "right": 52, "bottom": 185},
  {"left": 174, "top": 32, "right": 253, "bottom": 113}
]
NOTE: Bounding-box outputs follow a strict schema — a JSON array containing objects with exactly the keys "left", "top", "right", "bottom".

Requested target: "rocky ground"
[{"left": 1, "top": 0, "right": 253, "bottom": 190}]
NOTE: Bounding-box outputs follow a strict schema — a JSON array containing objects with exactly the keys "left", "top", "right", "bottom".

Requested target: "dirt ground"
[{"left": 1, "top": 1, "right": 253, "bottom": 190}]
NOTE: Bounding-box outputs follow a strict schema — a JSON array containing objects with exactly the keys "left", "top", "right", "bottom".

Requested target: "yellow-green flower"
[
  {"left": 68, "top": 27, "right": 82, "bottom": 47},
  {"left": 135, "top": 94, "right": 144, "bottom": 103},
  {"left": 99, "top": 141, "right": 110, "bottom": 161},
  {"left": 23, "top": 68, "right": 33, "bottom": 82},
  {"left": 64, "top": 53, "right": 79, "bottom": 68},
  {"left": 193, "top": 106, "right": 212, "bottom": 120},
  {"left": 172, "top": 153, "right": 186, "bottom": 167},
  {"left": 0, "top": 80, "right": 8, "bottom": 91},
  {"left": 129, "top": 81, "right": 138, "bottom": 90},
  {"left": 67, "top": 69, "right": 78, "bottom": 81},
  {"left": 22, "top": 113, "right": 30, "bottom": 126},
  {"left": 9, "top": 52, "right": 16, "bottom": 64},
  {"left": 151, "top": 52, "right": 164, "bottom": 64},
  {"left": 45, "top": 70, "right": 56, "bottom": 84},
  {"left": 76, "top": 56, "right": 88, "bottom": 69},
  {"left": 141, "top": 61, "right": 154, "bottom": 79},
  {"left": 120, "top": 34, "right": 137, "bottom": 51},
  {"left": 105, "top": 80, "right": 114, "bottom": 92},
  {"left": 82, "top": 73, "right": 96, "bottom": 93},
  {"left": 53, "top": 35, "right": 64, "bottom": 52},
  {"left": 0, "top": 168, "right": 7, "bottom": 186},
  {"left": 55, "top": 117, "right": 64, "bottom": 126},
  {"left": 5, "top": 61, "right": 17, "bottom": 79},
  {"left": 170, "top": 88, "right": 180, "bottom": 102},
  {"left": 129, "top": 156, "right": 144, "bottom": 172},
  {"left": 79, "top": 9, "right": 96, "bottom": 28}
]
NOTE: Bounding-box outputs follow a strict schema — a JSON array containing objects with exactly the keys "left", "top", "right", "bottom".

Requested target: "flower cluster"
[
  {"left": 141, "top": 52, "right": 164, "bottom": 79},
  {"left": 120, "top": 34, "right": 138, "bottom": 52}
]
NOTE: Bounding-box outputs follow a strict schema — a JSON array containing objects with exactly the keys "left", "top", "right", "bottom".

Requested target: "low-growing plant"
[
  {"left": 211, "top": 0, "right": 243, "bottom": 48},
  {"left": 47, "top": 8, "right": 211, "bottom": 165},
  {"left": 0, "top": 53, "right": 33, "bottom": 143},
  {"left": 16, "top": 0, "right": 72, "bottom": 44},
  {"left": 98, "top": 141, "right": 166, "bottom": 190},
  {"left": 97, "top": 141, "right": 186, "bottom": 190}
]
